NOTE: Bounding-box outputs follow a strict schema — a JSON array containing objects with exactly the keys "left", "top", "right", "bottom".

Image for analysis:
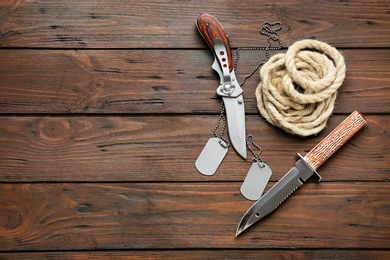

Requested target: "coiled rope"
[{"left": 256, "top": 39, "right": 346, "bottom": 136}]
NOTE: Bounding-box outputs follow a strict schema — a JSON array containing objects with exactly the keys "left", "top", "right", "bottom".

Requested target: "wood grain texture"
[
  {"left": 0, "top": 0, "right": 389, "bottom": 48},
  {"left": 0, "top": 115, "right": 387, "bottom": 182},
  {"left": 304, "top": 112, "right": 367, "bottom": 170},
  {"left": 0, "top": 183, "right": 388, "bottom": 251},
  {"left": 1, "top": 250, "right": 389, "bottom": 259},
  {"left": 0, "top": 49, "right": 389, "bottom": 114}
]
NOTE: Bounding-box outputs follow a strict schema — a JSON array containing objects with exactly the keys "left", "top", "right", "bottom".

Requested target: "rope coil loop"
[{"left": 256, "top": 39, "right": 346, "bottom": 136}]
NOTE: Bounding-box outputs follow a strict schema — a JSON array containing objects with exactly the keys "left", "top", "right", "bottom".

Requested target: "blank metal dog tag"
[
  {"left": 240, "top": 162, "right": 272, "bottom": 200},
  {"left": 195, "top": 137, "right": 228, "bottom": 176}
]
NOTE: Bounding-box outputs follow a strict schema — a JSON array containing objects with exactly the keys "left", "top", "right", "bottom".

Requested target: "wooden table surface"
[{"left": 0, "top": 1, "right": 389, "bottom": 259}]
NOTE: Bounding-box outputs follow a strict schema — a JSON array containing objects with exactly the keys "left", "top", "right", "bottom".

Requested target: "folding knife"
[
  {"left": 236, "top": 111, "right": 367, "bottom": 236},
  {"left": 196, "top": 13, "right": 247, "bottom": 159}
]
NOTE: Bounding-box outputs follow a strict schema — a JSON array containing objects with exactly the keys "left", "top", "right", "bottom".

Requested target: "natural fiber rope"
[{"left": 256, "top": 39, "right": 346, "bottom": 136}]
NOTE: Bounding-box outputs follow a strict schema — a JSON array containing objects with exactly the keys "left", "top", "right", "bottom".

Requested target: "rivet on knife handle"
[{"left": 304, "top": 111, "right": 367, "bottom": 170}]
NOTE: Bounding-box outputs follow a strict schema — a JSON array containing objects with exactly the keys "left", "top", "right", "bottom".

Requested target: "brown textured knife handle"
[
  {"left": 304, "top": 111, "right": 367, "bottom": 170},
  {"left": 196, "top": 13, "right": 233, "bottom": 72}
]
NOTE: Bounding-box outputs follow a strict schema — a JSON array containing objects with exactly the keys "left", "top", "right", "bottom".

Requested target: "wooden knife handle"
[
  {"left": 196, "top": 13, "right": 234, "bottom": 72},
  {"left": 304, "top": 111, "right": 367, "bottom": 170}
]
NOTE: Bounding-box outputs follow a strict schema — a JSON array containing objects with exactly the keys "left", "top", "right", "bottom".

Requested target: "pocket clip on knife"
[
  {"left": 196, "top": 13, "right": 247, "bottom": 159},
  {"left": 236, "top": 111, "right": 367, "bottom": 236}
]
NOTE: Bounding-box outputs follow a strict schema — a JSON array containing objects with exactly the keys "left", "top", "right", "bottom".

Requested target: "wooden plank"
[
  {"left": 0, "top": 49, "right": 388, "bottom": 114},
  {"left": 0, "top": 250, "right": 389, "bottom": 259},
  {"left": 0, "top": 0, "right": 389, "bottom": 48},
  {"left": 0, "top": 115, "right": 387, "bottom": 182},
  {"left": 0, "top": 182, "right": 388, "bottom": 250}
]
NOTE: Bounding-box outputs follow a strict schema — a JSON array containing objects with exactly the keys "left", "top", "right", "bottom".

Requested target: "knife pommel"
[
  {"left": 196, "top": 14, "right": 233, "bottom": 72},
  {"left": 304, "top": 111, "right": 367, "bottom": 170}
]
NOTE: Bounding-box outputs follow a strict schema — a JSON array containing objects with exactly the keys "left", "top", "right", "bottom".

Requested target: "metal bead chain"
[
  {"left": 212, "top": 21, "right": 282, "bottom": 152},
  {"left": 213, "top": 100, "right": 229, "bottom": 148},
  {"left": 246, "top": 134, "right": 264, "bottom": 166},
  {"left": 235, "top": 21, "right": 282, "bottom": 165},
  {"left": 234, "top": 21, "right": 283, "bottom": 86}
]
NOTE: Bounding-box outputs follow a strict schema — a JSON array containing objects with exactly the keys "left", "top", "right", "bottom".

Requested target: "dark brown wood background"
[{"left": 0, "top": 0, "right": 389, "bottom": 259}]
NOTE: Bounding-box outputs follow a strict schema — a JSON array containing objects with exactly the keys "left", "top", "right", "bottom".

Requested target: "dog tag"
[
  {"left": 240, "top": 162, "right": 272, "bottom": 200},
  {"left": 195, "top": 137, "right": 228, "bottom": 176}
]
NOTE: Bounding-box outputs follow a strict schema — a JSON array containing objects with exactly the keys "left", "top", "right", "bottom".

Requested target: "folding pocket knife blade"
[{"left": 196, "top": 13, "right": 247, "bottom": 159}]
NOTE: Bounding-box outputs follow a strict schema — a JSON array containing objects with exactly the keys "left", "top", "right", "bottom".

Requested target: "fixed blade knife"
[
  {"left": 196, "top": 14, "right": 247, "bottom": 159},
  {"left": 236, "top": 111, "right": 367, "bottom": 236}
]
